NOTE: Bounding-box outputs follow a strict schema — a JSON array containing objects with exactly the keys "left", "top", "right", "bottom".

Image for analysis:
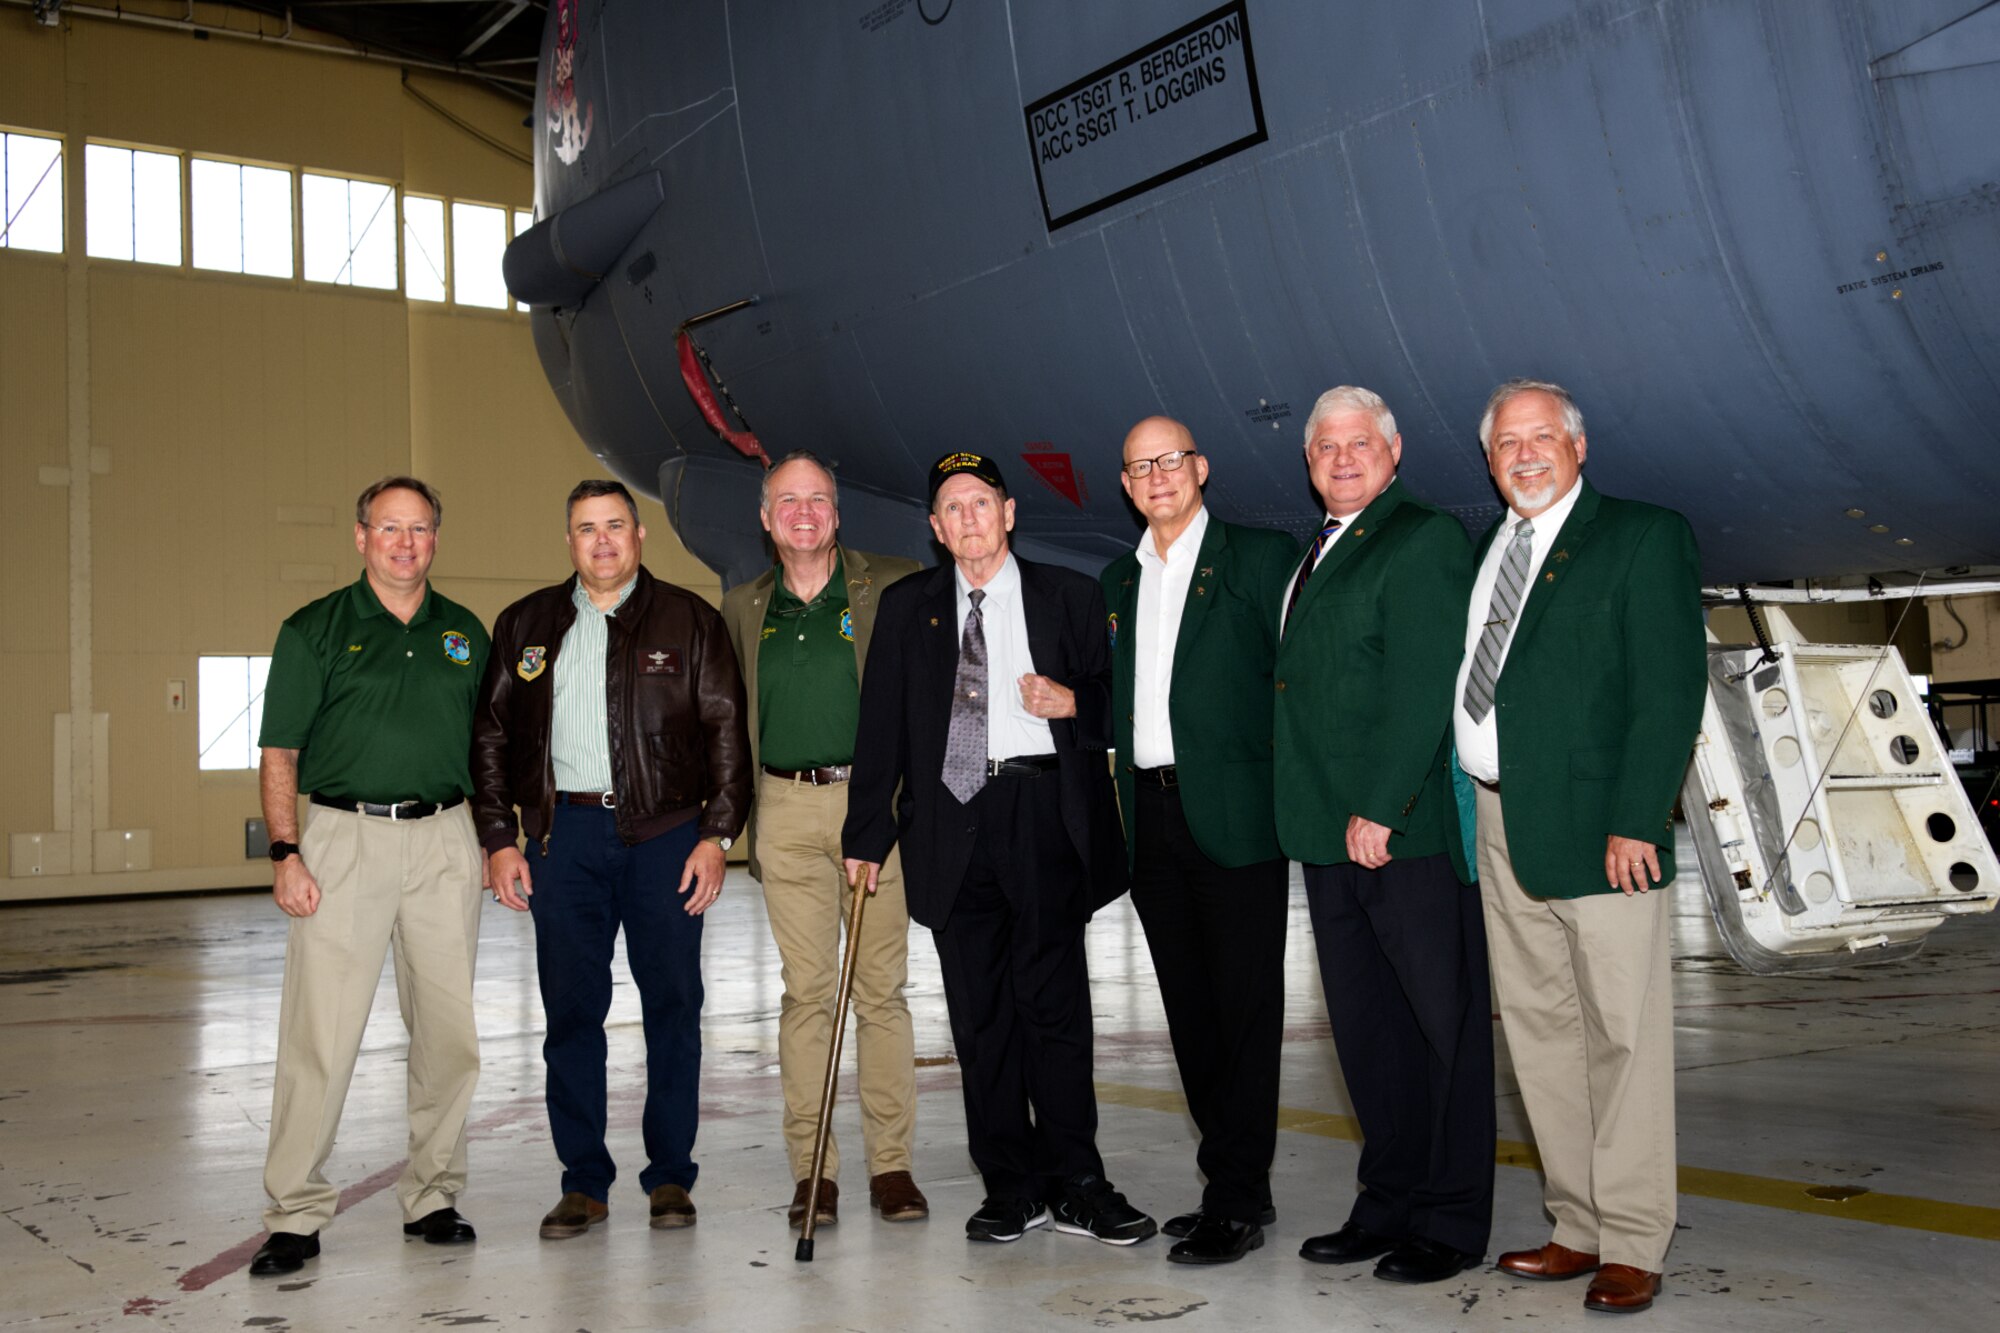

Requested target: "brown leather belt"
[
  {"left": 761, "top": 763, "right": 852, "bottom": 785},
  {"left": 1130, "top": 765, "right": 1178, "bottom": 788},
  {"left": 310, "top": 793, "right": 462, "bottom": 820},
  {"left": 559, "top": 790, "right": 617, "bottom": 808}
]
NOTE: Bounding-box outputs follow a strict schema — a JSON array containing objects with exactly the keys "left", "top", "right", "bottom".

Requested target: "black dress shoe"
[
  {"left": 1299, "top": 1221, "right": 1399, "bottom": 1264},
  {"left": 249, "top": 1230, "right": 320, "bottom": 1277},
  {"left": 1374, "top": 1236, "right": 1482, "bottom": 1284},
  {"left": 402, "top": 1207, "right": 477, "bottom": 1245},
  {"left": 1163, "top": 1202, "right": 1279, "bottom": 1239},
  {"left": 1169, "top": 1215, "right": 1265, "bottom": 1265}
]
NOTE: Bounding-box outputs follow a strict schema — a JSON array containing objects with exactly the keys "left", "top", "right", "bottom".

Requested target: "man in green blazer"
[
  {"left": 719, "top": 451, "right": 928, "bottom": 1231},
  {"left": 1100, "top": 417, "right": 1299, "bottom": 1265},
  {"left": 1273, "top": 386, "right": 1495, "bottom": 1284},
  {"left": 1454, "top": 381, "right": 1704, "bottom": 1315}
]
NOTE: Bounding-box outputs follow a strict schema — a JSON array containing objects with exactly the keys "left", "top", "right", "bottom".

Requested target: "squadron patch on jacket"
[
  {"left": 642, "top": 648, "right": 683, "bottom": 675},
  {"left": 517, "top": 645, "right": 548, "bottom": 681},
  {"left": 839, "top": 608, "right": 855, "bottom": 641},
  {"left": 1107, "top": 612, "right": 1118, "bottom": 649},
  {"left": 442, "top": 631, "right": 472, "bottom": 665}
]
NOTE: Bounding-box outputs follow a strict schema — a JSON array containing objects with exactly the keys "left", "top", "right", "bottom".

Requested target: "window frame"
[
  {"left": 188, "top": 150, "right": 299, "bottom": 282},
  {"left": 0, "top": 125, "right": 67, "bottom": 257},
  {"left": 83, "top": 137, "right": 187, "bottom": 269}
]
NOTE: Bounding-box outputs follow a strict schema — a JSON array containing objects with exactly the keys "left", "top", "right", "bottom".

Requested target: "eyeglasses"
[
  {"left": 363, "top": 523, "right": 436, "bottom": 541},
  {"left": 1121, "top": 450, "right": 1198, "bottom": 479}
]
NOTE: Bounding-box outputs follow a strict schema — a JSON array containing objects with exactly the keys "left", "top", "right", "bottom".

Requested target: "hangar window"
[
  {"left": 302, "top": 172, "right": 397, "bottom": 289},
  {"left": 198, "top": 655, "right": 272, "bottom": 772},
  {"left": 191, "top": 157, "right": 294, "bottom": 278},
  {"left": 85, "top": 143, "right": 183, "bottom": 266},
  {"left": 514, "top": 207, "right": 532, "bottom": 312},
  {"left": 1, "top": 130, "right": 65, "bottom": 253},
  {"left": 404, "top": 193, "right": 447, "bottom": 301},
  {"left": 451, "top": 201, "right": 509, "bottom": 309}
]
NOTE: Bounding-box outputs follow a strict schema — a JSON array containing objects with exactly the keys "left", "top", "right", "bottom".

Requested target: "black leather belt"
[
  {"left": 1130, "top": 765, "right": 1178, "bottom": 788},
  {"left": 762, "top": 763, "right": 852, "bottom": 785},
  {"left": 560, "top": 791, "right": 617, "bottom": 808},
  {"left": 310, "top": 793, "right": 463, "bottom": 820},
  {"left": 987, "top": 754, "right": 1059, "bottom": 778}
]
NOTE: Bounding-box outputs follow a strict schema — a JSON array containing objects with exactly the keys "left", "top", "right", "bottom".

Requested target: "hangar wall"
[{"left": 0, "top": 7, "right": 720, "bottom": 903}]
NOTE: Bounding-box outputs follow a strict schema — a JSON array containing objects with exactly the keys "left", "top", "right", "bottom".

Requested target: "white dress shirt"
[
  {"left": 1453, "top": 479, "right": 1584, "bottom": 782},
  {"left": 954, "top": 553, "right": 1055, "bottom": 760},
  {"left": 1131, "top": 506, "right": 1209, "bottom": 768}
]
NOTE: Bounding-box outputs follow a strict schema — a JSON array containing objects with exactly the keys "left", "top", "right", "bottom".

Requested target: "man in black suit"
[{"left": 843, "top": 451, "right": 1153, "bottom": 1248}]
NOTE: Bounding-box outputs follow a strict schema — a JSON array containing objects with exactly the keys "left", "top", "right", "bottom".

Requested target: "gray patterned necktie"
[
  {"left": 942, "top": 588, "right": 988, "bottom": 804},
  {"left": 1462, "top": 518, "right": 1534, "bottom": 723}
]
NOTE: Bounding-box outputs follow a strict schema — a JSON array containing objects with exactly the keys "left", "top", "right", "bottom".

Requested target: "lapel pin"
[
  {"left": 1553, "top": 550, "right": 1570, "bottom": 562},
  {"left": 1195, "top": 586, "right": 1207, "bottom": 596},
  {"left": 1544, "top": 571, "right": 1557, "bottom": 583},
  {"left": 929, "top": 617, "right": 940, "bottom": 627},
  {"left": 1199, "top": 566, "right": 1213, "bottom": 578}
]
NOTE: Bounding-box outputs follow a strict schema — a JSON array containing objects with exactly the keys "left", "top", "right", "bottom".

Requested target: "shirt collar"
[
  {"left": 352, "top": 575, "right": 433, "bottom": 622},
  {"left": 1510, "top": 476, "right": 1583, "bottom": 539},
  {"left": 772, "top": 550, "right": 845, "bottom": 611},
  {"left": 1137, "top": 504, "right": 1209, "bottom": 570},
  {"left": 572, "top": 576, "right": 637, "bottom": 616},
  {"left": 956, "top": 551, "right": 1020, "bottom": 606}
]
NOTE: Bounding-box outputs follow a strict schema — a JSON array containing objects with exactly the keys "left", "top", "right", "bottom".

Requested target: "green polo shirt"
[
  {"left": 757, "top": 554, "right": 859, "bottom": 770},
  {"left": 259, "top": 576, "right": 491, "bottom": 803}
]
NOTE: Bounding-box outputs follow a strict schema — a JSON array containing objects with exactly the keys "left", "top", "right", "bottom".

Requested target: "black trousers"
[
  {"left": 932, "top": 770, "right": 1104, "bottom": 1201},
  {"left": 1304, "top": 854, "right": 1495, "bottom": 1255},
  {"left": 1128, "top": 780, "right": 1288, "bottom": 1223}
]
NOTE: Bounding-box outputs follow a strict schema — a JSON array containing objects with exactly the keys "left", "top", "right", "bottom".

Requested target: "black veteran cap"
[{"left": 929, "top": 450, "right": 1006, "bottom": 500}]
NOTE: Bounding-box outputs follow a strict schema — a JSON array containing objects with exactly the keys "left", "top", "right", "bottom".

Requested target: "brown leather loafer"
[
  {"left": 787, "top": 1178, "right": 837, "bottom": 1229},
  {"left": 1584, "top": 1264, "right": 1662, "bottom": 1313},
  {"left": 1497, "top": 1241, "right": 1601, "bottom": 1281},
  {"left": 649, "top": 1184, "right": 697, "bottom": 1230},
  {"left": 869, "top": 1170, "right": 929, "bottom": 1222},
  {"left": 539, "top": 1192, "right": 608, "bottom": 1239}
]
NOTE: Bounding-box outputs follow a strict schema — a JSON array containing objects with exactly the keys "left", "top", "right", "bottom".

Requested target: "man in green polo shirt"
[
  {"left": 247, "top": 475, "right": 491, "bottom": 1279},
  {"left": 721, "top": 451, "right": 926, "bottom": 1230}
]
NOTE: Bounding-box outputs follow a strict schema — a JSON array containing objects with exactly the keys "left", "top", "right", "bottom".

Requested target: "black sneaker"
[
  {"left": 1050, "top": 1174, "right": 1157, "bottom": 1246},
  {"left": 966, "top": 1197, "right": 1050, "bottom": 1243}
]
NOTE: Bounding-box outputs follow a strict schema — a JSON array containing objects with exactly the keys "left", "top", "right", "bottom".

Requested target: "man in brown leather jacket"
[{"left": 472, "top": 479, "right": 750, "bottom": 1241}]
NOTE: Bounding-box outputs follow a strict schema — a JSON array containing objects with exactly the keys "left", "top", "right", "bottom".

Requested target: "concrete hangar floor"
[{"left": 3, "top": 835, "right": 1996, "bottom": 1331}]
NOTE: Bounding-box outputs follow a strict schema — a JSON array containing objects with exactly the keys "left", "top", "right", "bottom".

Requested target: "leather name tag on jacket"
[{"left": 641, "top": 648, "right": 683, "bottom": 675}]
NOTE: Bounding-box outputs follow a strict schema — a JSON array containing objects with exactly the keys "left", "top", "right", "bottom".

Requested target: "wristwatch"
[
  {"left": 268, "top": 840, "right": 301, "bottom": 863},
  {"left": 705, "top": 835, "right": 734, "bottom": 852}
]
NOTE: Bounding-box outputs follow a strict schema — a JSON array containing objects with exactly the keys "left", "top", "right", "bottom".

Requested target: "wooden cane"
[{"left": 796, "top": 865, "right": 870, "bottom": 1261}]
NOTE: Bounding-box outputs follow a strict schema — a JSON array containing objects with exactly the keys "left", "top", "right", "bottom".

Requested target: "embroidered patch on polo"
[{"left": 442, "top": 631, "right": 472, "bottom": 665}]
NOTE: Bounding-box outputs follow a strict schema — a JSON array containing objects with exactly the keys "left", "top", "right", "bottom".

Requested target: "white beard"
[{"left": 1507, "top": 476, "right": 1557, "bottom": 512}]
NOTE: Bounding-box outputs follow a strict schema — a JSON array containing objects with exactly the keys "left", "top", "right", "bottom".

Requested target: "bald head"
[{"left": 1119, "top": 415, "right": 1209, "bottom": 549}]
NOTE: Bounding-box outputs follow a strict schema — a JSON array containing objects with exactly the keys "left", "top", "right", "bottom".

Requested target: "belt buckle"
[
  {"left": 599, "top": 791, "right": 616, "bottom": 809},
  {"left": 387, "top": 802, "right": 405, "bottom": 821}
]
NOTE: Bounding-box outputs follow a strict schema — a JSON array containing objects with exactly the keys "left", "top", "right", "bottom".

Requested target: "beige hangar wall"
[{"left": 0, "top": 5, "right": 721, "bottom": 903}]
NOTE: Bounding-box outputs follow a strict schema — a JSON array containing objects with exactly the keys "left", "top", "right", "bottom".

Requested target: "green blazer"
[
  {"left": 1474, "top": 480, "right": 1705, "bottom": 898},
  {"left": 1273, "top": 478, "right": 1474, "bottom": 875},
  {"left": 1101, "top": 515, "right": 1299, "bottom": 870},
  {"left": 720, "top": 544, "right": 923, "bottom": 880}
]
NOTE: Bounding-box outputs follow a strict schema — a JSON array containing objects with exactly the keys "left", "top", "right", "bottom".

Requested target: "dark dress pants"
[
  {"left": 932, "top": 770, "right": 1105, "bottom": 1202},
  {"left": 528, "top": 806, "right": 704, "bottom": 1201},
  {"left": 1304, "top": 853, "right": 1495, "bottom": 1256},
  {"left": 1129, "top": 779, "right": 1287, "bottom": 1223}
]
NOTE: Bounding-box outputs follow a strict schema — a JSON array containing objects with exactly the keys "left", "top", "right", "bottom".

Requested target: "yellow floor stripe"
[{"left": 1094, "top": 1081, "right": 2000, "bottom": 1242}]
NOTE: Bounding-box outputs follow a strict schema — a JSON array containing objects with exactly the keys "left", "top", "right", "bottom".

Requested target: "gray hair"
[
  {"left": 1303, "top": 386, "right": 1397, "bottom": 447},
  {"left": 1478, "top": 379, "right": 1585, "bottom": 452},
  {"left": 760, "top": 450, "right": 840, "bottom": 511},
  {"left": 355, "top": 475, "right": 442, "bottom": 529}
]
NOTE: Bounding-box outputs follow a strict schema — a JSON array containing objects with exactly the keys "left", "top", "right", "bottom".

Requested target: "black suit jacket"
[{"left": 841, "top": 554, "right": 1127, "bottom": 931}]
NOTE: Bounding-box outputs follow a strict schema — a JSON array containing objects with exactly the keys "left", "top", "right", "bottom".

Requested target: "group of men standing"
[{"left": 244, "top": 376, "right": 1703, "bottom": 1317}]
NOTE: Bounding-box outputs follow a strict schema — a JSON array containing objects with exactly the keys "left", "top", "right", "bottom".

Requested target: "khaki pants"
[
  {"left": 756, "top": 772, "right": 915, "bottom": 1181},
  {"left": 1475, "top": 783, "right": 1677, "bottom": 1271},
  {"left": 263, "top": 802, "right": 483, "bottom": 1234}
]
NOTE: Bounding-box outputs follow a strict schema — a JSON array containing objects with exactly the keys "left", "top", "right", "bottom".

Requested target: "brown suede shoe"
[
  {"left": 539, "top": 1192, "right": 608, "bottom": 1240},
  {"left": 1497, "top": 1241, "right": 1602, "bottom": 1281},
  {"left": 869, "top": 1171, "right": 930, "bottom": 1222},
  {"left": 648, "top": 1184, "right": 697, "bottom": 1230},
  {"left": 1584, "top": 1264, "right": 1662, "bottom": 1313},
  {"left": 787, "top": 1178, "right": 838, "bottom": 1229}
]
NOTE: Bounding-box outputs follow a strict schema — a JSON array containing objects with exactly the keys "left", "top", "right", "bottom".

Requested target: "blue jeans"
[{"left": 528, "top": 806, "right": 703, "bottom": 1200}]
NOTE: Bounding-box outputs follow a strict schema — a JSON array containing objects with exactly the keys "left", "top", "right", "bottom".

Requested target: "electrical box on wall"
[
  {"left": 92, "top": 829, "right": 153, "bottom": 873},
  {"left": 9, "top": 833, "right": 72, "bottom": 877}
]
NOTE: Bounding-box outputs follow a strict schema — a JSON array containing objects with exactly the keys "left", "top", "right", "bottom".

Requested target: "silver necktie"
[
  {"left": 1462, "top": 518, "right": 1534, "bottom": 723},
  {"left": 942, "top": 589, "right": 988, "bottom": 804}
]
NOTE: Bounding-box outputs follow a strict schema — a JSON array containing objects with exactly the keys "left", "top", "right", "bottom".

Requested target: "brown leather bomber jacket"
[{"left": 471, "top": 566, "right": 751, "bottom": 854}]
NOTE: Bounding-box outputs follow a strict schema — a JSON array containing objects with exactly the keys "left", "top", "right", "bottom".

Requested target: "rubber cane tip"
[{"left": 795, "top": 1237, "right": 814, "bottom": 1262}]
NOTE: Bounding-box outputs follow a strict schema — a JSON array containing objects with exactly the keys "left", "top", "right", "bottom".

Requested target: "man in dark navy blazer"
[{"left": 843, "top": 451, "right": 1153, "bottom": 1248}]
